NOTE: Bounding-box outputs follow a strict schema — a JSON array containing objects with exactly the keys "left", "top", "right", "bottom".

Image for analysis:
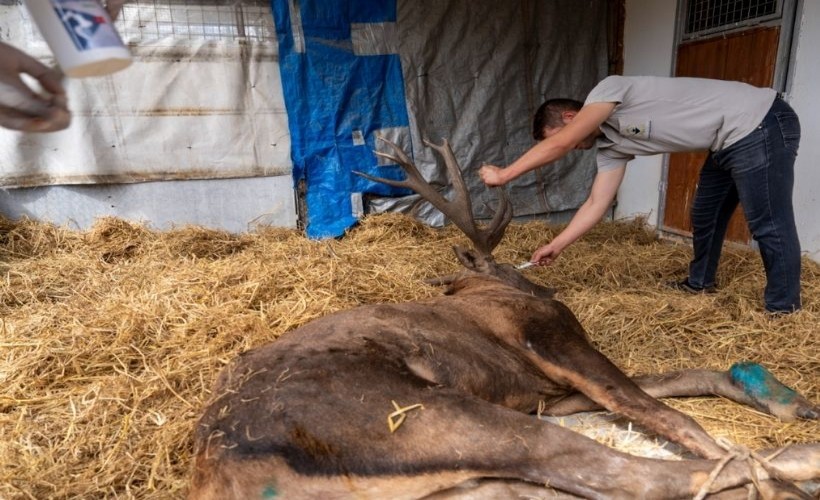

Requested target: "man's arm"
[
  {"left": 480, "top": 101, "right": 615, "bottom": 186},
  {"left": 530, "top": 165, "right": 626, "bottom": 265}
]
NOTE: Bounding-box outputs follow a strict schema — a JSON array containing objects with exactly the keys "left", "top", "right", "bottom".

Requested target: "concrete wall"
[
  {"left": 619, "top": 0, "right": 820, "bottom": 262},
  {"left": 0, "top": 176, "right": 296, "bottom": 233}
]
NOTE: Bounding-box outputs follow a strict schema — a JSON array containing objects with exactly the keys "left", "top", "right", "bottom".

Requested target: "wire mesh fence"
[
  {"left": 684, "top": 0, "right": 779, "bottom": 37},
  {"left": 114, "top": 0, "right": 276, "bottom": 42}
]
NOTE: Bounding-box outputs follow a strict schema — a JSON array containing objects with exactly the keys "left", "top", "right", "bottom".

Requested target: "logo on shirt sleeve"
[{"left": 619, "top": 120, "right": 651, "bottom": 140}]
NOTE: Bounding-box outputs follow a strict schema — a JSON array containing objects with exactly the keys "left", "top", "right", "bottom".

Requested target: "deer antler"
[{"left": 354, "top": 137, "right": 512, "bottom": 257}]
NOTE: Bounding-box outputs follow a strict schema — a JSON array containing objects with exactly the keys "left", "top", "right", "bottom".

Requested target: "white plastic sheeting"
[{"left": 0, "top": 2, "right": 291, "bottom": 188}]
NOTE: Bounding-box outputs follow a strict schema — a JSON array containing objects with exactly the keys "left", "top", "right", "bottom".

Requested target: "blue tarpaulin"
[{"left": 271, "top": 0, "right": 410, "bottom": 238}]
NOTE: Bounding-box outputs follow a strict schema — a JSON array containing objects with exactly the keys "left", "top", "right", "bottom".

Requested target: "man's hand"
[
  {"left": 0, "top": 43, "right": 70, "bottom": 133},
  {"left": 479, "top": 165, "right": 507, "bottom": 187},
  {"left": 531, "top": 241, "right": 563, "bottom": 267}
]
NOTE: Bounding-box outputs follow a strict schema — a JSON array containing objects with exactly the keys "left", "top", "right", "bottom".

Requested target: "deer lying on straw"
[{"left": 190, "top": 138, "right": 819, "bottom": 499}]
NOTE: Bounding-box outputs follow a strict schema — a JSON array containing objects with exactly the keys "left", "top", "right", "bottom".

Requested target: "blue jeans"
[{"left": 688, "top": 98, "right": 801, "bottom": 313}]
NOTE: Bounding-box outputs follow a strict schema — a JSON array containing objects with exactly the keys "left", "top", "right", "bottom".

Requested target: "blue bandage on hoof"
[{"left": 729, "top": 361, "right": 797, "bottom": 405}]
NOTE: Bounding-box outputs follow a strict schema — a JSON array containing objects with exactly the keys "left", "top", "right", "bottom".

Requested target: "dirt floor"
[{"left": 1, "top": 214, "right": 817, "bottom": 498}]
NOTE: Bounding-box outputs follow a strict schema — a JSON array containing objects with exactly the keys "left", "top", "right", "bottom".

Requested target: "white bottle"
[{"left": 23, "top": 0, "right": 132, "bottom": 78}]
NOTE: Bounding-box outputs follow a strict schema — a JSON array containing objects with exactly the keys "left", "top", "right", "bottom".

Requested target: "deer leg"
[
  {"left": 355, "top": 392, "right": 817, "bottom": 499},
  {"left": 421, "top": 478, "right": 582, "bottom": 499},
  {"left": 518, "top": 306, "right": 728, "bottom": 459},
  {"left": 545, "top": 365, "right": 819, "bottom": 422},
  {"left": 423, "top": 478, "right": 816, "bottom": 500}
]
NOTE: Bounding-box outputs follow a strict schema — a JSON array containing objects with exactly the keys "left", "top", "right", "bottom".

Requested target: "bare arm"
[
  {"left": 479, "top": 101, "right": 615, "bottom": 186},
  {"left": 531, "top": 165, "right": 626, "bottom": 265}
]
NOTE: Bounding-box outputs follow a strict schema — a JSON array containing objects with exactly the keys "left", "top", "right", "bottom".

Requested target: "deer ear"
[{"left": 453, "top": 245, "right": 489, "bottom": 272}]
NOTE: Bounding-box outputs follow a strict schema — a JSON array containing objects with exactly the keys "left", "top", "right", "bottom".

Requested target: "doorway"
[{"left": 660, "top": 0, "right": 800, "bottom": 244}]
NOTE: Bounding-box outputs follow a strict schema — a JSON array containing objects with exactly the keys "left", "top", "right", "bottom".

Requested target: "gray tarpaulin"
[{"left": 369, "top": 0, "right": 610, "bottom": 225}]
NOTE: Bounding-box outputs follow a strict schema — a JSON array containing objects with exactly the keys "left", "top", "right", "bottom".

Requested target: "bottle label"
[{"left": 51, "top": 0, "right": 124, "bottom": 51}]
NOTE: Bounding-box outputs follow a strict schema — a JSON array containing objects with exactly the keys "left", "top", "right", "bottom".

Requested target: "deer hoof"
[{"left": 729, "top": 362, "right": 818, "bottom": 422}]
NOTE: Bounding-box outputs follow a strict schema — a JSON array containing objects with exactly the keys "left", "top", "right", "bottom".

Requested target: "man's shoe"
[
  {"left": 765, "top": 306, "right": 800, "bottom": 316},
  {"left": 667, "top": 279, "right": 717, "bottom": 294}
]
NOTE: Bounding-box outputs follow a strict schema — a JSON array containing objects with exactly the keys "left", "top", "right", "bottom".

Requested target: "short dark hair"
[{"left": 532, "top": 98, "right": 584, "bottom": 140}]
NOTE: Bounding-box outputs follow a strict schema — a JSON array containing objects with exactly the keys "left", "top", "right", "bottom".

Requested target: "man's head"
[{"left": 532, "top": 98, "right": 598, "bottom": 150}]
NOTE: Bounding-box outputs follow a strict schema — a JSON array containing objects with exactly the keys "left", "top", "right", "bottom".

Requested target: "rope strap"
[{"left": 693, "top": 437, "right": 789, "bottom": 500}]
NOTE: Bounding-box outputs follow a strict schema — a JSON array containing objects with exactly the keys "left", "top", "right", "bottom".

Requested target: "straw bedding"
[{"left": 0, "top": 213, "right": 817, "bottom": 498}]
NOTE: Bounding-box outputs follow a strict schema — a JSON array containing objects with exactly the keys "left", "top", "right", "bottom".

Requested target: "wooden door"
[{"left": 662, "top": 26, "right": 780, "bottom": 243}]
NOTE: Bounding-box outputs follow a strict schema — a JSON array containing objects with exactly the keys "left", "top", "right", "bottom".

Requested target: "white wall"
[
  {"left": 615, "top": 0, "right": 677, "bottom": 227},
  {"left": 788, "top": 0, "right": 820, "bottom": 261},
  {"left": 619, "top": 0, "right": 820, "bottom": 262}
]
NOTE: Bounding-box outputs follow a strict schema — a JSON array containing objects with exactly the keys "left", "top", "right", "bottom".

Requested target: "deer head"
[{"left": 354, "top": 137, "right": 555, "bottom": 298}]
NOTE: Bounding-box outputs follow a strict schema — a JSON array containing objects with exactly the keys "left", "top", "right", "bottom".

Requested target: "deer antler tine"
[
  {"left": 352, "top": 170, "right": 411, "bottom": 190},
  {"left": 428, "top": 139, "right": 473, "bottom": 211},
  {"left": 363, "top": 139, "right": 453, "bottom": 212},
  {"left": 377, "top": 136, "right": 415, "bottom": 166},
  {"left": 372, "top": 151, "right": 405, "bottom": 169},
  {"left": 484, "top": 187, "right": 513, "bottom": 251},
  {"left": 375, "top": 137, "right": 429, "bottom": 185}
]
